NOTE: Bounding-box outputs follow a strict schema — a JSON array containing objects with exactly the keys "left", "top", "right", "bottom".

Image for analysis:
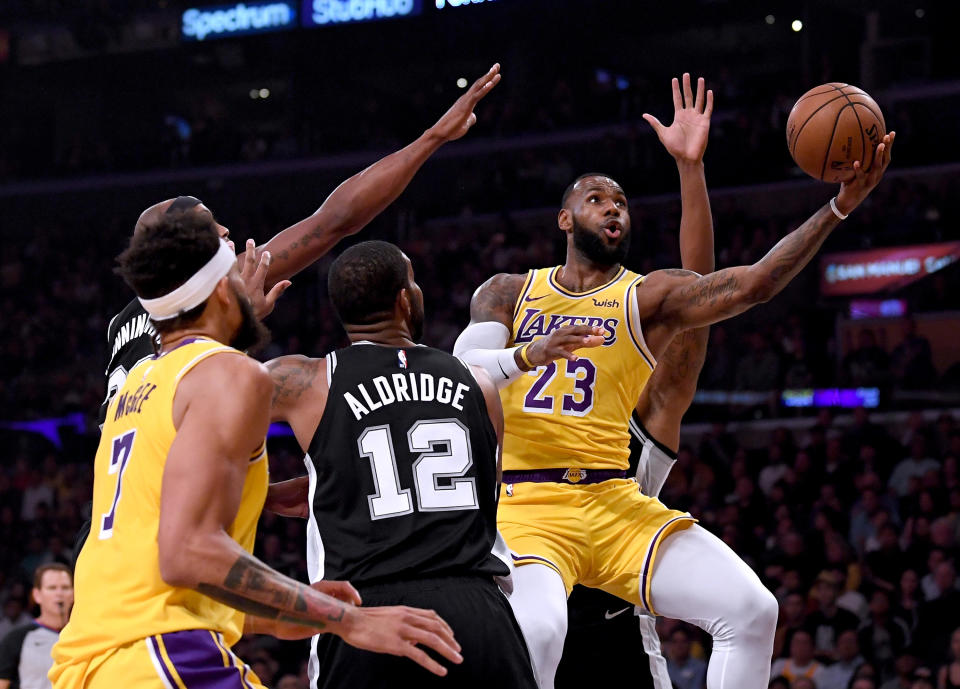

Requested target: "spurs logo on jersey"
[{"left": 500, "top": 266, "right": 656, "bottom": 472}]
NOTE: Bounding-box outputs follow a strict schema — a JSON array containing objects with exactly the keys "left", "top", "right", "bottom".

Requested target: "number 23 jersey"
[{"left": 501, "top": 266, "right": 656, "bottom": 472}]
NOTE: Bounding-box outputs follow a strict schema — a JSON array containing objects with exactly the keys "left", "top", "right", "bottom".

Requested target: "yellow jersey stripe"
[
  {"left": 154, "top": 635, "right": 189, "bottom": 689},
  {"left": 146, "top": 637, "right": 177, "bottom": 689},
  {"left": 209, "top": 630, "right": 231, "bottom": 668},
  {"left": 624, "top": 276, "right": 656, "bottom": 369}
]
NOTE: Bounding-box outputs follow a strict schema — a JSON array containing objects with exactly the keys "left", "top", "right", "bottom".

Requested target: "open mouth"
[{"left": 603, "top": 222, "right": 622, "bottom": 240}]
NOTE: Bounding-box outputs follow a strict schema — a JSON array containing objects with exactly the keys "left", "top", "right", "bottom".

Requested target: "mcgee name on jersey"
[
  {"left": 343, "top": 371, "right": 472, "bottom": 421},
  {"left": 514, "top": 308, "right": 618, "bottom": 345}
]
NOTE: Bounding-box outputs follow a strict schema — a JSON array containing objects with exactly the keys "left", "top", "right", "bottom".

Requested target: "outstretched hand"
[
  {"left": 525, "top": 325, "right": 606, "bottom": 367},
  {"left": 428, "top": 63, "right": 502, "bottom": 142},
  {"left": 836, "top": 131, "right": 896, "bottom": 215},
  {"left": 239, "top": 239, "right": 291, "bottom": 320},
  {"left": 643, "top": 73, "right": 713, "bottom": 164}
]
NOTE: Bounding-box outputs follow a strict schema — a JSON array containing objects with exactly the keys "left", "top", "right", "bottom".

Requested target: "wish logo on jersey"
[{"left": 513, "top": 308, "right": 618, "bottom": 345}]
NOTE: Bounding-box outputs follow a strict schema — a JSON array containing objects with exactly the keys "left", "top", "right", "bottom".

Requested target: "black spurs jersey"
[
  {"left": 306, "top": 343, "right": 508, "bottom": 585},
  {"left": 99, "top": 299, "right": 158, "bottom": 425}
]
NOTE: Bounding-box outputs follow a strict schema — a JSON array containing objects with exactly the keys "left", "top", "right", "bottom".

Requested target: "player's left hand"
[
  {"left": 239, "top": 239, "right": 292, "bottom": 320},
  {"left": 643, "top": 73, "right": 713, "bottom": 164},
  {"left": 427, "top": 63, "right": 502, "bottom": 142},
  {"left": 835, "top": 131, "right": 895, "bottom": 216}
]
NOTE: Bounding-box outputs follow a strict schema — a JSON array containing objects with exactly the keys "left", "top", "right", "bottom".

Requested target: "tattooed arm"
[
  {"left": 257, "top": 65, "right": 502, "bottom": 289},
  {"left": 455, "top": 273, "right": 604, "bottom": 379},
  {"left": 160, "top": 353, "right": 461, "bottom": 676},
  {"left": 638, "top": 132, "right": 894, "bottom": 359},
  {"left": 265, "top": 354, "right": 327, "bottom": 451},
  {"left": 257, "top": 355, "right": 328, "bottom": 519}
]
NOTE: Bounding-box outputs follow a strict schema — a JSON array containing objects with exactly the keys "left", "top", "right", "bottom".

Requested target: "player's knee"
[{"left": 742, "top": 585, "right": 778, "bottom": 640}]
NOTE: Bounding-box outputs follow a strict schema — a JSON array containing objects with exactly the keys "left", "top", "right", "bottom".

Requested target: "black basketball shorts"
[{"left": 311, "top": 575, "right": 538, "bottom": 689}]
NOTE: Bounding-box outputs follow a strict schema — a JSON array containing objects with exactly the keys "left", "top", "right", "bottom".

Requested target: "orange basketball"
[{"left": 786, "top": 83, "right": 886, "bottom": 183}]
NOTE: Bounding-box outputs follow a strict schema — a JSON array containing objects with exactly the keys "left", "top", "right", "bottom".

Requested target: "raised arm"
[
  {"left": 260, "top": 65, "right": 502, "bottom": 288},
  {"left": 638, "top": 132, "right": 894, "bottom": 359},
  {"left": 159, "top": 354, "right": 461, "bottom": 676},
  {"left": 636, "top": 73, "right": 715, "bottom": 451}
]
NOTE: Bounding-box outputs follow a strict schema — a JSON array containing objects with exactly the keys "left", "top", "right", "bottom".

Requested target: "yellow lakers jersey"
[
  {"left": 54, "top": 338, "right": 268, "bottom": 668},
  {"left": 501, "top": 266, "right": 656, "bottom": 472}
]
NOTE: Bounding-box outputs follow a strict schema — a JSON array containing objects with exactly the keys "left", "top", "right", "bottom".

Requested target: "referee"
[{"left": 0, "top": 564, "right": 73, "bottom": 689}]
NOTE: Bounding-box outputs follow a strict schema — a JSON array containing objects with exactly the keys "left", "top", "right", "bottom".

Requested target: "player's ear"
[
  {"left": 213, "top": 275, "right": 232, "bottom": 307},
  {"left": 397, "top": 288, "right": 411, "bottom": 319},
  {"left": 558, "top": 208, "right": 572, "bottom": 232}
]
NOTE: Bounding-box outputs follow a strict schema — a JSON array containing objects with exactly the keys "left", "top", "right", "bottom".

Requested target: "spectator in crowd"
[
  {"left": 0, "top": 563, "right": 73, "bottom": 689},
  {"left": 891, "top": 321, "right": 937, "bottom": 389},
  {"left": 771, "top": 629, "right": 825, "bottom": 685},
  {"left": 768, "top": 677, "right": 790, "bottom": 689},
  {"left": 911, "top": 666, "right": 935, "bottom": 689},
  {"left": 896, "top": 569, "right": 923, "bottom": 633},
  {"left": 880, "top": 653, "right": 919, "bottom": 689},
  {"left": 792, "top": 677, "right": 817, "bottom": 689},
  {"left": 807, "top": 570, "right": 862, "bottom": 660},
  {"left": 666, "top": 626, "right": 707, "bottom": 689},
  {"left": 774, "top": 591, "right": 809, "bottom": 658},
  {"left": 859, "top": 589, "right": 911, "bottom": 675},
  {"left": 890, "top": 436, "right": 941, "bottom": 498},
  {"left": 0, "top": 596, "right": 31, "bottom": 642},
  {"left": 843, "top": 330, "right": 891, "bottom": 387},
  {"left": 916, "top": 563, "right": 960, "bottom": 661},
  {"left": 866, "top": 524, "right": 907, "bottom": 589},
  {"left": 819, "top": 628, "right": 866, "bottom": 689},
  {"left": 936, "top": 628, "right": 960, "bottom": 689},
  {"left": 735, "top": 332, "right": 781, "bottom": 390}
]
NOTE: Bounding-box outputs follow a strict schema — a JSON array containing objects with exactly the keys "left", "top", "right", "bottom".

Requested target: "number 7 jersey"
[{"left": 501, "top": 266, "right": 656, "bottom": 472}]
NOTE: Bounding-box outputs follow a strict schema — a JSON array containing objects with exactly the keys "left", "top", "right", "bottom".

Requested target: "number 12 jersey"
[{"left": 305, "top": 344, "right": 508, "bottom": 585}]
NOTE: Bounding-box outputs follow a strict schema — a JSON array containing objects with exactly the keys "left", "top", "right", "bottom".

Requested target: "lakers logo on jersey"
[{"left": 500, "top": 266, "right": 657, "bottom": 473}]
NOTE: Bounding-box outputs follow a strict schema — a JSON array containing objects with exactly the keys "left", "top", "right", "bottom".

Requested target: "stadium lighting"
[{"left": 791, "top": 19, "right": 803, "bottom": 32}]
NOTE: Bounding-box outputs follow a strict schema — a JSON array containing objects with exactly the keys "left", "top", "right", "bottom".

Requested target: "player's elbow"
[
  {"left": 742, "top": 270, "right": 776, "bottom": 305},
  {"left": 157, "top": 530, "right": 202, "bottom": 588}
]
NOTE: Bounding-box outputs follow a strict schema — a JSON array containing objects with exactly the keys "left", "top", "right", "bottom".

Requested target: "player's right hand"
[
  {"left": 239, "top": 238, "right": 292, "bottom": 320},
  {"left": 427, "top": 63, "right": 501, "bottom": 143},
  {"left": 525, "top": 325, "right": 606, "bottom": 367},
  {"left": 339, "top": 605, "right": 462, "bottom": 676}
]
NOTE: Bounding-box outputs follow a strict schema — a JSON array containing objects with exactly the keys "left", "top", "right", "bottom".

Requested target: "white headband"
[{"left": 138, "top": 240, "right": 236, "bottom": 321}]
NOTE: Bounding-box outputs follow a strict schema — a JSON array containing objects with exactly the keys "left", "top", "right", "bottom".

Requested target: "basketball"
[{"left": 786, "top": 83, "right": 886, "bottom": 183}]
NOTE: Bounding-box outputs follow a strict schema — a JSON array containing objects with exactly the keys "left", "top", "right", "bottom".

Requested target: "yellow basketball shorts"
[
  {"left": 497, "top": 478, "right": 695, "bottom": 614},
  {"left": 50, "top": 629, "right": 265, "bottom": 689}
]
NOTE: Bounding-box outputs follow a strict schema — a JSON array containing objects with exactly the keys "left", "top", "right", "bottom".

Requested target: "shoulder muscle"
[{"left": 469, "top": 273, "right": 526, "bottom": 327}]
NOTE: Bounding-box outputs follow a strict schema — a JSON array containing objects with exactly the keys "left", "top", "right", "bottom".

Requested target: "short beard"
[
  {"left": 571, "top": 217, "right": 630, "bottom": 266},
  {"left": 230, "top": 288, "right": 271, "bottom": 354}
]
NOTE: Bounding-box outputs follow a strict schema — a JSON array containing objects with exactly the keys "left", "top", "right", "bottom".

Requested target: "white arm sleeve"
[{"left": 452, "top": 321, "right": 525, "bottom": 390}]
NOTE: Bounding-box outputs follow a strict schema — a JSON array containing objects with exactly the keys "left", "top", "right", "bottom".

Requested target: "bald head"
[{"left": 134, "top": 196, "right": 205, "bottom": 236}]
